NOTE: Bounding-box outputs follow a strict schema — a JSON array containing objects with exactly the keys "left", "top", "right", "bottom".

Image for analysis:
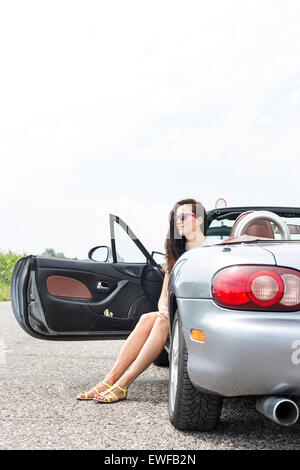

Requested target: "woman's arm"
[{"left": 157, "top": 271, "right": 170, "bottom": 312}]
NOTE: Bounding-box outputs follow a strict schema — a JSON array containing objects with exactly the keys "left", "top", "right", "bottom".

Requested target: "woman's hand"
[{"left": 157, "top": 305, "right": 168, "bottom": 319}]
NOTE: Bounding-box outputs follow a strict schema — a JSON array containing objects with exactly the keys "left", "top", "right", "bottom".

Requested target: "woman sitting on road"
[{"left": 76, "top": 198, "right": 207, "bottom": 403}]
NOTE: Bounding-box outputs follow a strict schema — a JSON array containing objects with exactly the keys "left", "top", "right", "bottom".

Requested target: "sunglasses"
[{"left": 175, "top": 212, "right": 196, "bottom": 223}]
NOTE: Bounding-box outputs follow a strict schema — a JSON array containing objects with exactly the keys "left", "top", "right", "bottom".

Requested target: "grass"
[
  {"left": 0, "top": 250, "right": 27, "bottom": 301},
  {"left": 0, "top": 281, "right": 11, "bottom": 301}
]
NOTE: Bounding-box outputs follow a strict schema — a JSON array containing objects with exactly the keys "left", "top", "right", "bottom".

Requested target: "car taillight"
[{"left": 212, "top": 266, "right": 300, "bottom": 311}]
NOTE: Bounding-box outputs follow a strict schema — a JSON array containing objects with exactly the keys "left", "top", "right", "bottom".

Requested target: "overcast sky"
[{"left": 1, "top": 0, "right": 300, "bottom": 259}]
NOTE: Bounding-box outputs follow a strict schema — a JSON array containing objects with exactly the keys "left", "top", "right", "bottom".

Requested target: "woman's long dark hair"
[{"left": 164, "top": 198, "right": 207, "bottom": 273}]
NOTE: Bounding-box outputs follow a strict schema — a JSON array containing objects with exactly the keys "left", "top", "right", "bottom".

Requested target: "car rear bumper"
[{"left": 176, "top": 298, "right": 300, "bottom": 397}]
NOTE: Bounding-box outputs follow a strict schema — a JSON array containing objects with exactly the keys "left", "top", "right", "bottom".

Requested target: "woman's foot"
[
  {"left": 94, "top": 383, "right": 128, "bottom": 403},
  {"left": 76, "top": 381, "right": 112, "bottom": 400}
]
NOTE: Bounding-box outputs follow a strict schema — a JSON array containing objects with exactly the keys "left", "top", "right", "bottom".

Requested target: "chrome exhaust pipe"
[{"left": 256, "top": 396, "right": 299, "bottom": 426}]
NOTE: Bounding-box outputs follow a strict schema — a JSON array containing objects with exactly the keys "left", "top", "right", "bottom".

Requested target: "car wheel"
[
  {"left": 168, "top": 311, "right": 223, "bottom": 431},
  {"left": 153, "top": 348, "right": 169, "bottom": 367}
]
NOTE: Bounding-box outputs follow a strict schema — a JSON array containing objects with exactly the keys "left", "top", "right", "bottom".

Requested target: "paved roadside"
[{"left": 1, "top": 301, "right": 300, "bottom": 450}]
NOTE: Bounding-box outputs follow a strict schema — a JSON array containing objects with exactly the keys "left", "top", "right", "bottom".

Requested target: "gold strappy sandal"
[
  {"left": 76, "top": 382, "right": 111, "bottom": 401},
  {"left": 93, "top": 384, "right": 128, "bottom": 403}
]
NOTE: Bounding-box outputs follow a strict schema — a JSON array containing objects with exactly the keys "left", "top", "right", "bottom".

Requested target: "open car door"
[{"left": 11, "top": 214, "right": 164, "bottom": 341}]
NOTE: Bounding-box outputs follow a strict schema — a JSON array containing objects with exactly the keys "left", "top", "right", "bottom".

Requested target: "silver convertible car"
[{"left": 10, "top": 207, "right": 300, "bottom": 431}]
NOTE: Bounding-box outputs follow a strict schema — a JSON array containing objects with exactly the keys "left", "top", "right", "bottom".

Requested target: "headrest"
[
  {"left": 274, "top": 224, "right": 300, "bottom": 234},
  {"left": 229, "top": 211, "right": 274, "bottom": 239}
]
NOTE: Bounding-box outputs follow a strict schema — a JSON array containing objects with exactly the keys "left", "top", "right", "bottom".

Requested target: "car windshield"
[{"left": 206, "top": 209, "right": 300, "bottom": 245}]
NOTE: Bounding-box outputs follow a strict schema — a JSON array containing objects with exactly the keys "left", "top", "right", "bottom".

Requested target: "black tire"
[
  {"left": 153, "top": 347, "right": 169, "bottom": 367},
  {"left": 168, "top": 311, "right": 223, "bottom": 431}
]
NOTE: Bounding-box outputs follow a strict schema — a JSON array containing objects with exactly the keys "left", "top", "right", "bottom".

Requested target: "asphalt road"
[{"left": 1, "top": 301, "right": 300, "bottom": 450}]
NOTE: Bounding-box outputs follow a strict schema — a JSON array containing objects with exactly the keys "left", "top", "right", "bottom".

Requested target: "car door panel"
[
  {"left": 11, "top": 254, "right": 163, "bottom": 340},
  {"left": 11, "top": 213, "right": 164, "bottom": 340}
]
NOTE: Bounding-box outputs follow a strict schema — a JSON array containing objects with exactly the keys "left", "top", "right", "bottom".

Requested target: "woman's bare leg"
[
  {"left": 77, "top": 312, "right": 158, "bottom": 399},
  {"left": 102, "top": 312, "right": 159, "bottom": 385},
  {"left": 96, "top": 315, "right": 169, "bottom": 402}
]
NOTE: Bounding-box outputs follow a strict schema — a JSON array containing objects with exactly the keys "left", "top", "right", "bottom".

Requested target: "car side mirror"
[
  {"left": 151, "top": 251, "right": 165, "bottom": 266},
  {"left": 88, "top": 246, "right": 109, "bottom": 262}
]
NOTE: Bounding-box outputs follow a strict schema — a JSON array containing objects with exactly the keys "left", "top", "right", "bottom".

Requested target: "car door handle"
[
  {"left": 96, "top": 281, "right": 110, "bottom": 291},
  {"left": 88, "top": 280, "right": 128, "bottom": 312}
]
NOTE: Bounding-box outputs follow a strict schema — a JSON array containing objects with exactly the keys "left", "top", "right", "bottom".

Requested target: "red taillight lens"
[{"left": 212, "top": 266, "right": 300, "bottom": 311}]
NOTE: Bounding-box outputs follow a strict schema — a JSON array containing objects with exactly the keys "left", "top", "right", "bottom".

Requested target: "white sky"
[{"left": 1, "top": 0, "right": 300, "bottom": 259}]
